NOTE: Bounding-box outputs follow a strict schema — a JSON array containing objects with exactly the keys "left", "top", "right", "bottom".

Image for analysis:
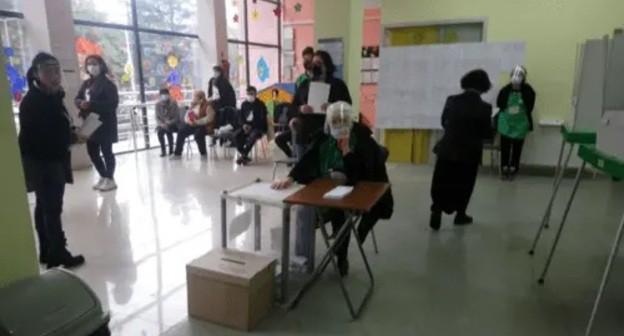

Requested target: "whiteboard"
[{"left": 376, "top": 42, "right": 526, "bottom": 129}]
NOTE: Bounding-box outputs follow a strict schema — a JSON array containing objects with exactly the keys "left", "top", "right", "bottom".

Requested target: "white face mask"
[
  {"left": 510, "top": 75, "right": 523, "bottom": 88},
  {"left": 87, "top": 64, "right": 101, "bottom": 76},
  {"left": 160, "top": 95, "right": 169, "bottom": 102},
  {"left": 213, "top": 71, "right": 221, "bottom": 79},
  {"left": 330, "top": 125, "right": 350, "bottom": 140},
  {"left": 247, "top": 95, "right": 256, "bottom": 103}
]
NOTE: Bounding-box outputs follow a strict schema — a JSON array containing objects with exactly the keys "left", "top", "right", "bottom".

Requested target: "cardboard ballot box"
[{"left": 187, "top": 249, "right": 276, "bottom": 331}]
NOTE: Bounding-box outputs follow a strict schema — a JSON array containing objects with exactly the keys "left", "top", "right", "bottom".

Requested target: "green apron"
[
  {"left": 319, "top": 133, "right": 357, "bottom": 178},
  {"left": 498, "top": 91, "right": 529, "bottom": 139}
]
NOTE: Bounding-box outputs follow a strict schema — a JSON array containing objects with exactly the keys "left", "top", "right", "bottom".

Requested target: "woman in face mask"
[
  {"left": 289, "top": 50, "right": 352, "bottom": 159},
  {"left": 272, "top": 102, "right": 394, "bottom": 277},
  {"left": 20, "top": 52, "right": 85, "bottom": 269},
  {"left": 75, "top": 55, "right": 119, "bottom": 192},
  {"left": 495, "top": 65, "right": 536, "bottom": 180},
  {"left": 172, "top": 90, "right": 215, "bottom": 159},
  {"left": 430, "top": 69, "right": 493, "bottom": 231}
]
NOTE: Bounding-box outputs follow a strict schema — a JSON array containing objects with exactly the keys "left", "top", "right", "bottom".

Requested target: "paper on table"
[
  {"left": 323, "top": 186, "right": 353, "bottom": 200},
  {"left": 78, "top": 113, "right": 102, "bottom": 138},
  {"left": 308, "top": 82, "right": 331, "bottom": 113},
  {"left": 229, "top": 182, "right": 303, "bottom": 205}
]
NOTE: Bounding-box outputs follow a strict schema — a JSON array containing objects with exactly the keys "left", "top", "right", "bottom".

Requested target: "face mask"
[
  {"left": 160, "top": 95, "right": 169, "bottom": 102},
  {"left": 311, "top": 64, "right": 324, "bottom": 79},
  {"left": 247, "top": 95, "right": 256, "bottom": 103},
  {"left": 213, "top": 71, "right": 221, "bottom": 79},
  {"left": 87, "top": 65, "right": 101, "bottom": 76},
  {"left": 330, "top": 125, "right": 350, "bottom": 140},
  {"left": 510, "top": 75, "right": 523, "bottom": 88}
]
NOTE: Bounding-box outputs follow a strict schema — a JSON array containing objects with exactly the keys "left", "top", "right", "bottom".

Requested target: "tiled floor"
[{"left": 39, "top": 150, "right": 624, "bottom": 335}]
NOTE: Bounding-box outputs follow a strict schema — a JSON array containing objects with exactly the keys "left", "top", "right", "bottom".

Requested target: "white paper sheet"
[
  {"left": 78, "top": 113, "right": 102, "bottom": 138},
  {"left": 283, "top": 52, "right": 295, "bottom": 67},
  {"left": 323, "top": 186, "right": 353, "bottom": 200},
  {"left": 229, "top": 182, "right": 303, "bottom": 205},
  {"left": 308, "top": 82, "right": 331, "bottom": 113}
]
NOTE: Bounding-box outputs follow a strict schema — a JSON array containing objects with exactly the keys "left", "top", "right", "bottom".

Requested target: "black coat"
[
  {"left": 495, "top": 83, "right": 537, "bottom": 131},
  {"left": 434, "top": 91, "right": 493, "bottom": 165},
  {"left": 208, "top": 76, "right": 237, "bottom": 110},
  {"left": 19, "top": 86, "right": 74, "bottom": 191},
  {"left": 240, "top": 100, "right": 268, "bottom": 133},
  {"left": 289, "top": 123, "right": 394, "bottom": 220},
  {"left": 76, "top": 75, "right": 119, "bottom": 144},
  {"left": 291, "top": 76, "right": 352, "bottom": 145}
]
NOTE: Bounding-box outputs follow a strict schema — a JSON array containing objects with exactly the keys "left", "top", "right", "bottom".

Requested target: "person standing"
[
  {"left": 234, "top": 86, "right": 268, "bottom": 165},
  {"left": 208, "top": 65, "right": 237, "bottom": 146},
  {"left": 430, "top": 69, "right": 493, "bottom": 231},
  {"left": 19, "top": 52, "right": 85, "bottom": 269},
  {"left": 155, "top": 88, "right": 181, "bottom": 157},
  {"left": 75, "top": 55, "right": 119, "bottom": 192},
  {"left": 496, "top": 65, "right": 536, "bottom": 180},
  {"left": 295, "top": 46, "right": 314, "bottom": 89},
  {"left": 172, "top": 90, "right": 215, "bottom": 158}
]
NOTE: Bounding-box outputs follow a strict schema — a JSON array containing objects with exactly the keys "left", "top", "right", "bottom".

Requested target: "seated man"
[
  {"left": 172, "top": 90, "right": 215, "bottom": 158},
  {"left": 272, "top": 102, "right": 394, "bottom": 277},
  {"left": 234, "top": 86, "right": 268, "bottom": 165},
  {"left": 155, "top": 88, "right": 181, "bottom": 157}
]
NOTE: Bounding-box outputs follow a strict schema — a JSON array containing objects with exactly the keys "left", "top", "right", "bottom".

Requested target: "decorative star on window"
[
  {"left": 273, "top": 6, "right": 281, "bottom": 16},
  {"left": 233, "top": 14, "right": 239, "bottom": 23},
  {"left": 251, "top": 9, "right": 260, "bottom": 20},
  {"left": 294, "top": 2, "right": 302, "bottom": 12}
]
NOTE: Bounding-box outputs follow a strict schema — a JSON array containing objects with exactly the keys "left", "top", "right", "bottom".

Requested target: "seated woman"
[
  {"left": 172, "top": 90, "right": 215, "bottom": 158},
  {"left": 272, "top": 102, "right": 393, "bottom": 276},
  {"left": 155, "top": 88, "right": 181, "bottom": 157}
]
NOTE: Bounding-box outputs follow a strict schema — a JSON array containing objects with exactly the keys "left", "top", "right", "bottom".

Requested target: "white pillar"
[
  {"left": 198, "top": 0, "right": 228, "bottom": 91},
  {"left": 22, "top": 0, "right": 92, "bottom": 169}
]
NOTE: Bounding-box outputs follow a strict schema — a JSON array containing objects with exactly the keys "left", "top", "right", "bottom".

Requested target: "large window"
[
  {"left": 226, "top": 0, "right": 281, "bottom": 97},
  {"left": 71, "top": 0, "right": 199, "bottom": 153},
  {"left": 1, "top": 6, "right": 29, "bottom": 129}
]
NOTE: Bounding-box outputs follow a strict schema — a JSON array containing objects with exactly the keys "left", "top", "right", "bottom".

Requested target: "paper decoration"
[
  {"left": 167, "top": 70, "right": 181, "bottom": 86},
  {"left": 236, "top": 55, "right": 244, "bottom": 65},
  {"left": 75, "top": 37, "right": 103, "bottom": 56},
  {"left": 273, "top": 6, "right": 281, "bottom": 16},
  {"left": 251, "top": 9, "right": 260, "bottom": 20},
  {"left": 169, "top": 86, "right": 184, "bottom": 101},
  {"left": 121, "top": 73, "right": 131, "bottom": 83},
  {"left": 167, "top": 54, "right": 179, "bottom": 68},
  {"left": 294, "top": 2, "right": 302, "bottom": 12},
  {"left": 4, "top": 47, "right": 26, "bottom": 102},
  {"left": 233, "top": 14, "right": 239, "bottom": 23},
  {"left": 257, "top": 56, "right": 270, "bottom": 82}
]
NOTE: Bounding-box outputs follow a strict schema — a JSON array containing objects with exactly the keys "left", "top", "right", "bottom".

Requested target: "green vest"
[{"left": 498, "top": 91, "right": 529, "bottom": 139}]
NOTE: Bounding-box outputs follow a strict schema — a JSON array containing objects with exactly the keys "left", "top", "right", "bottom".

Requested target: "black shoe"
[
  {"left": 454, "top": 214, "right": 473, "bottom": 226},
  {"left": 338, "top": 258, "right": 349, "bottom": 277},
  {"left": 430, "top": 211, "right": 442, "bottom": 231},
  {"left": 236, "top": 157, "right": 244, "bottom": 165},
  {"left": 160, "top": 152, "right": 167, "bottom": 157},
  {"left": 47, "top": 249, "right": 85, "bottom": 269},
  {"left": 501, "top": 167, "right": 509, "bottom": 180}
]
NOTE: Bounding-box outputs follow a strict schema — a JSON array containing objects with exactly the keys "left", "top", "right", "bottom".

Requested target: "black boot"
[
  {"left": 454, "top": 213, "right": 473, "bottom": 226},
  {"left": 430, "top": 211, "right": 442, "bottom": 231},
  {"left": 160, "top": 146, "right": 167, "bottom": 157},
  {"left": 47, "top": 246, "right": 85, "bottom": 269}
]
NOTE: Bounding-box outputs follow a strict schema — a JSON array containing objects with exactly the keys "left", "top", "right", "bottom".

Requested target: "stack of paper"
[
  {"left": 323, "top": 186, "right": 353, "bottom": 200},
  {"left": 78, "top": 113, "right": 102, "bottom": 139}
]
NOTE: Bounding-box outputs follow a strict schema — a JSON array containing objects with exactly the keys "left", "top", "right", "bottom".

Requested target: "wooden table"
[{"left": 284, "top": 178, "right": 389, "bottom": 319}]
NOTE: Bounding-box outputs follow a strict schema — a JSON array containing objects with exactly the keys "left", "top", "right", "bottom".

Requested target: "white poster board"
[{"left": 376, "top": 42, "right": 526, "bottom": 129}]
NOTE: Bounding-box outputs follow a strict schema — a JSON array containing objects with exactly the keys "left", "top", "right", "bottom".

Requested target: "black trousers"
[
  {"left": 234, "top": 129, "right": 263, "bottom": 157},
  {"left": 174, "top": 125, "right": 207, "bottom": 155},
  {"left": 157, "top": 125, "right": 178, "bottom": 154},
  {"left": 87, "top": 141, "right": 115, "bottom": 179},
  {"left": 431, "top": 158, "right": 479, "bottom": 215},
  {"left": 500, "top": 135, "right": 525, "bottom": 172},
  {"left": 275, "top": 130, "right": 293, "bottom": 158},
  {"left": 324, "top": 210, "right": 380, "bottom": 262},
  {"left": 34, "top": 181, "right": 66, "bottom": 259}
]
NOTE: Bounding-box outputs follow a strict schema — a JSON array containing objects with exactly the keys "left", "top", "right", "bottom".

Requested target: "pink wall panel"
[{"left": 360, "top": 8, "right": 381, "bottom": 125}]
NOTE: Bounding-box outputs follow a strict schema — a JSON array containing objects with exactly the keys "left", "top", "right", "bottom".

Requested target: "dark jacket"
[
  {"left": 19, "top": 86, "right": 74, "bottom": 191},
  {"left": 289, "top": 123, "right": 394, "bottom": 220},
  {"left": 495, "top": 83, "right": 536, "bottom": 131},
  {"left": 76, "top": 75, "right": 119, "bottom": 144},
  {"left": 434, "top": 91, "right": 493, "bottom": 165},
  {"left": 208, "top": 76, "right": 237, "bottom": 110},
  {"left": 240, "top": 100, "right": 269, "bottom": 133},
  {"left": 291, "top": 76, "right": 352, "bottom": 145}
]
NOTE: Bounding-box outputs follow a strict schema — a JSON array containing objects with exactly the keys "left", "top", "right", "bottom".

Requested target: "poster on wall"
[{"left": 318, "top": 38, "right": 344, "bottom": 79}]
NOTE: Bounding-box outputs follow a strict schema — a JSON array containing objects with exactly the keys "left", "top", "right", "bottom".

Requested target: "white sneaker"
[
  {"left": 99, "top": 178, "right": 118, "bottom": 192},
  {"left": 92, "top": 178, "right": 106, "bottom": 190}
]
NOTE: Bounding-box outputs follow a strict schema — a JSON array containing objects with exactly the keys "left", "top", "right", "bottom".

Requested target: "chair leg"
[{"left": 371, "top": 229, "right": 379, "bottom": 254}]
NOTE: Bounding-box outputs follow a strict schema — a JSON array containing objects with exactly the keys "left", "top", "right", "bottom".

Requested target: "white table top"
[{"left": 225, "top": 182, "right": 303, "bottom": 207}]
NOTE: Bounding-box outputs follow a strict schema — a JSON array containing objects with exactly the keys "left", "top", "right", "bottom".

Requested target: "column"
[
  {"left": 0, "top": 38, "right": 38, "bottom": 287},
  {"left": 198, "top": 0, "right": 229, "bottom": 90},
  {"left": 22, "top": 0, "right": 93, "bottom": 169}
]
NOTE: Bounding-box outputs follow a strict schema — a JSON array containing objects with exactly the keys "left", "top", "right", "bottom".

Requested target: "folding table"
[{"left": 284, "top": 179, "right": 389, "bottom": 319}]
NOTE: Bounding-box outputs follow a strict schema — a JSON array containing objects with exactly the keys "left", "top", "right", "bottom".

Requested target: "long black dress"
[{"left": 431, "top": 91, "right": 493, "bottom": 214}]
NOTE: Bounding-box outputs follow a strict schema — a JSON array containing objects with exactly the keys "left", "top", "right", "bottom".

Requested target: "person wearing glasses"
[{"left": 19, "top": 52, "right": 85, "bottom": 269}]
